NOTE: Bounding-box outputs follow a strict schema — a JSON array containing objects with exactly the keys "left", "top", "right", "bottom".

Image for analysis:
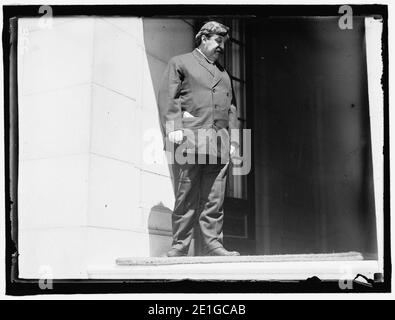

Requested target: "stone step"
[{"left": 87, "top": 252, "right": 380, "bottom": 281}]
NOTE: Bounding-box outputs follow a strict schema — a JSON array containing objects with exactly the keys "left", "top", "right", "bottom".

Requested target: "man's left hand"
[{"left": 230, "top": 144, "right": 238, "bottom": 158}]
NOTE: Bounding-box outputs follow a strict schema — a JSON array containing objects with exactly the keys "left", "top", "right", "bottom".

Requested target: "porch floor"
[{"left": 87, "top": 252, "right": 380, "bottom": 281}]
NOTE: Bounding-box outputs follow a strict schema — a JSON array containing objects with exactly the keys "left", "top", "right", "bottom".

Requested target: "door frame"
[{"left": 223, "top": 19, "right": 256, "bottom": 255}]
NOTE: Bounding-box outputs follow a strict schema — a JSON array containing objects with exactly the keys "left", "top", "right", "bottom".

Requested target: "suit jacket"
[{"left": 157, "top": 48, "right": 239, "bottom": 161}]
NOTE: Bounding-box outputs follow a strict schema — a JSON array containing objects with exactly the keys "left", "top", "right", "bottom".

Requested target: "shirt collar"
[{"left": 196, "top": 48, "right": 215, "bottom": 64}]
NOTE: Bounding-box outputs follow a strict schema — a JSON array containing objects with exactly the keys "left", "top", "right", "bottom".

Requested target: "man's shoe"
[
  {"left": 207, "top": 247, "right": 240, "bottom": 256},
  {"left": 165, "top": 248, "right": 188, "bottom": 257}
]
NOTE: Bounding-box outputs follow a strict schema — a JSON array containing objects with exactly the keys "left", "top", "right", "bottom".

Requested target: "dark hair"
[{"left": 195, "top": 21, "right": 230, "bottom": 47}]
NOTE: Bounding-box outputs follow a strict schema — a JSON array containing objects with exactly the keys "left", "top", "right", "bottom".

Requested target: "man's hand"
[
  {"left": 230, "top": 143, "right": 238, "bottom": 158},
  {"left": 182, "top": 111, "right": 195, "bottom": 118},
  {"left": 168, "top": 130, "right": 184, "bottom": 144}
]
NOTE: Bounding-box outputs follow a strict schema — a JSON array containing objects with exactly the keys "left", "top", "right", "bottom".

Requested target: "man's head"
[{"left": 195, "top": 21, "right": 230, "bottom": 62}]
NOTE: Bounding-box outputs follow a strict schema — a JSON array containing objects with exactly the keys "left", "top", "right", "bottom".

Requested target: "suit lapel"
[
  {"left": 211, "top": 65, "right": 223, "bottom": 88},
  {"left": 192, "top": 49, "right": 215, "bottom": 77},
  {"left": 192, "top": 49, "right": 225, "bottom": 88}
]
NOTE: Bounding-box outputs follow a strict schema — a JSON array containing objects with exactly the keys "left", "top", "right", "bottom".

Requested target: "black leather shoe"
[
  {"left": 207, "top": 247, "right": 240, "bottom": 256},
  {"left": 165, "top": 248, "right": 188, "bottom": 257}
]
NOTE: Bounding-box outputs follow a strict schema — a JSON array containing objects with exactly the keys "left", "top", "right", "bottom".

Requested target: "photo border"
[{"left": 3, "top": 4, "right": 390, "bottom": 295}]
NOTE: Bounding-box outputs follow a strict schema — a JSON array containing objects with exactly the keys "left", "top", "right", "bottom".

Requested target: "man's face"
[{"left": 200, "top": 34, "right": 227, "bottom": 62}]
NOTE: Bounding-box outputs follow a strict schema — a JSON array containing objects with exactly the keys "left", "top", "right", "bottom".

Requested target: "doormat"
[{"left": 116, "top": 251, "right": 364, "bottom": 266}]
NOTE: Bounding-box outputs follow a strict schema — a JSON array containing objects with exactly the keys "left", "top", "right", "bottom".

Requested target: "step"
[{"left": 87, "top": 252, "right": 380, "bottom": 281}]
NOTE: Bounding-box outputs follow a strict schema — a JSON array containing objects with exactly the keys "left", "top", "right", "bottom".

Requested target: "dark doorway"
[{"left": 248, "top": 17, "right": 377, "bottom": 258}]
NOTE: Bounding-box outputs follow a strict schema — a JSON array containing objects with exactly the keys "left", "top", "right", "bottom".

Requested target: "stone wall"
[{"left": 17, "top": 17, "right": 194, "bottom": 278}]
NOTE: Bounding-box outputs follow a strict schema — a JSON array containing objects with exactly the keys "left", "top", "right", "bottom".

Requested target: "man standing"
[{"left": 157, "top": 21, "right": 240, "bottom": 257}]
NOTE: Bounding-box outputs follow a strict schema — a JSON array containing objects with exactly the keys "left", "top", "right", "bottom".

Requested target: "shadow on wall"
[
  {"left": 147, "top": 202, "right": 173, "bottom": 257},
  {"left": 147, "top": 202, "right": 196, "bottom": 257},
  {"left": 142, "top": 18, "right": 196, "bottom": 256}
]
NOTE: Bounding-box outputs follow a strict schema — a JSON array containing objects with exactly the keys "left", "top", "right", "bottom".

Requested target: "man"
[{"left": 157, "top": 21, "right": 240, "bottom": 257}]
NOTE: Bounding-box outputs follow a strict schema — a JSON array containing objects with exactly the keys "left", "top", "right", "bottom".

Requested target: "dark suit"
[{"left": 157, "top": 48, "right": 238, "bottom": 254}]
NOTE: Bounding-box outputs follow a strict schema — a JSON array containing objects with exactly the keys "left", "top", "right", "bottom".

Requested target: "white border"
[
  {"left": 365, "top": 16, "right": 384, "bottom": 278},
  {"left": 0, "top": 0, "right": 393, "bottom": 300}
]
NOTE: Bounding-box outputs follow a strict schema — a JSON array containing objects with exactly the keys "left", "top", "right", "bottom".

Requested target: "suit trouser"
[{"left": 169, "top": 153, "right": 229, "bottom": 253}]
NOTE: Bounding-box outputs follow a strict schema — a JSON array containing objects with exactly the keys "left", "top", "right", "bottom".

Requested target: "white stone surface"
[
  {"left": 140, "top": 107, "right": 170, "bottom": 177},
  {"left": 18, "top": 84, "right": 91, "bottom": 160},
  {"left": 18, "top": 18, "right": 95, "bottom": 95},
  {"left": 87, "top": 260, "right": 380, "bottom": 281},
  {"left": 87, "top": 154, "right": 141, "bottom": 230},
  {"left": 101, "top": 17, "right": 144, "bottom": 45},
  {"left": 141, "top": 53, "right": 167, "bottom": 110},
  {"left": 140, "top": 169, "right": 175, "bottom": 210},
  {"left": 18, "top": 155, "right": 90, "bottom": 229},
  {"left": 92, "top": 18, "right": 144, "bottom": 103},
  {"left": 90, "top": 84, "right": 141, "bottom": 165},
  {"left": 19, "top": 227, "right": 87, "bottom": 279},
  {"left": 86, "top": 227, "right": 150, "bottom": 265}
]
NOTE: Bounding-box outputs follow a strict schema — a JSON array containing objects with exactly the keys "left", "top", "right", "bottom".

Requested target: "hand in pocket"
[{"left": 182, "top": 111, "right": 195, "bottom": 118}]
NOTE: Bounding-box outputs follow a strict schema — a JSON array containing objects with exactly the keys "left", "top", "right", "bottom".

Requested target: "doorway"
[{"left": 224, "top": 17, "right": 377, "bottom": 258}]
